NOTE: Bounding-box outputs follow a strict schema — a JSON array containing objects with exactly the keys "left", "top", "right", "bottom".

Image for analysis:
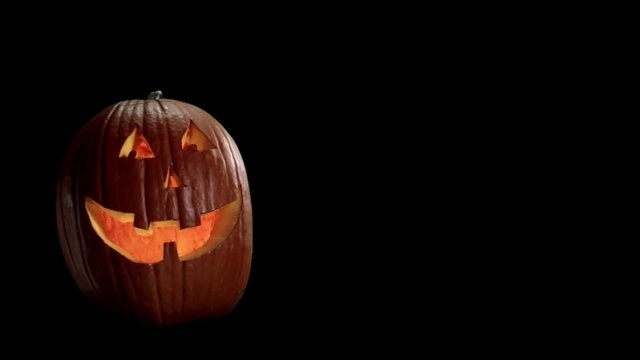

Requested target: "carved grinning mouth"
[{"left": 85, "top": 193, "right": 241, "bottom": 264}]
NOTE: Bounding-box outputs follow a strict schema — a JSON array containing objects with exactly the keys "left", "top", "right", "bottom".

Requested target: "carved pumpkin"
[{"left": 56, "top": 91, "right": 252, "bottom": 327}]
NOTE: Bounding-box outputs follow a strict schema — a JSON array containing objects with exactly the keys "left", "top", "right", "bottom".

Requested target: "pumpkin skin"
[{"left": 56, "top": 97, "right": 252, "bottom": 327}]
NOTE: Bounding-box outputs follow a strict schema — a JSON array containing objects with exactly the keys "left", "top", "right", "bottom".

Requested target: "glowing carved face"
[{"left": 85, "top": 121, "right": 241, "bottom": 264}]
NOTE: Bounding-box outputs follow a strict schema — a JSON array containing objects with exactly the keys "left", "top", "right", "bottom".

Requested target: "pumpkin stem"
[{"left": 147, "top": 90, "right": 163, "bottom": 100}]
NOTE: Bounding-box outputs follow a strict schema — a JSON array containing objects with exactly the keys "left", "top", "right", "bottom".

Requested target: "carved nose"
[{"left": 165, "top": 164, "right": 185, "bottom": 188}]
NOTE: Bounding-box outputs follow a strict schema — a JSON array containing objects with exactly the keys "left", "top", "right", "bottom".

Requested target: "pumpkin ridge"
[
  {"left": 149, "top": 261, "right": 165, "bottom": 326},
  {"left": 141, "top": 100, "right": 166, "bottom": 324},
  {"left": 101, "top": 102, "right": 133, "bottom": 312},
  {"left": 158, "top": 100, "right": 185, "bottom": 228},
  {"left": 65, "top": 104, "right": 119, "bottom": 296},
  {"left": 86, "top": 104, "right": 124, "bottom": 294},
  {"left": 174, "top": 101, "right": 205, "bottom": 228}
]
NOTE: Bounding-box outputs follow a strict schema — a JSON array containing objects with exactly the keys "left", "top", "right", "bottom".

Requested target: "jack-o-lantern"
[{"left": 56, "top": 91, "right": 252, "bottom": 327}]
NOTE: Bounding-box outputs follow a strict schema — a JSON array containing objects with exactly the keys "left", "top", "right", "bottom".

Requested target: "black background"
[
  {"left": 0, "top": 7, "right": 591, "bottom": 351},
  {"left": 0, "top": 53, "right": 405, "bottom": 346},
  {"left": 0, "top": 6, "right": 435, "bottom": 353}
]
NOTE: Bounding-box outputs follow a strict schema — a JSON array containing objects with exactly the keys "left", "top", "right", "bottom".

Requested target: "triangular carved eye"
[
  {"left": 119, "top": 126, "right": 156, "bottom": 159},
  {"left": 181, "top": 120, "right": 216, "bottom": 152}
]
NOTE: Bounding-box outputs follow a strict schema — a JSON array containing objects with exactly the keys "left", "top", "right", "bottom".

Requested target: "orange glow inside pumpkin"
[
  {"left": 119, "top": 126, "right": 156, "bottom": 159},
  {"left": 165, "top": 165, "right": 185, "bottom": 188},
  {"left": 85, "top": 194, "right": 241, "bottom": 264}
]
